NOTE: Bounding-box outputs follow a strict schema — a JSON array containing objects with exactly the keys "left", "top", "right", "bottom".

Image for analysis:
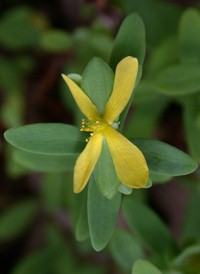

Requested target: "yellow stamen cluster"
[
  {"left": 81, "top": 118, "right": 109, "bottom": 142},
  {"left": 81, "top": 118, "right": 107, "bottom": 133}
]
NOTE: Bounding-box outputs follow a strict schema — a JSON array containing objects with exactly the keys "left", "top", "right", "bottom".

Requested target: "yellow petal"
[
  {"left": 62, "top": 74, "right": 99, "bottom": 119},
  {"left": 104, "top": 126, "right": 148, "bottom": 188},
  {"left": 103, "top": 57, "right": 138, "bottom": 123},
  {"left": 74, "top": 133, "right": 103, "bottom": 193}
]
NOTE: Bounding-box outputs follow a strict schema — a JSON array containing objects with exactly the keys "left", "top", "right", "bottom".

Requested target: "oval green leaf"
[
  {"left": 0, "top": 7, "right": 40, "bottom": 49},
  {"left": 110, "top": 13, "right": 145, "bottom": 69},
  {"left": 41, "top": 174, "right": 66, "bottom": 212},
  {"left": 173, "top": 245, "right": 200, "bottom": 273},
  {"left": 81, "top": 57, "right": 114, "bottom": 115},
  {"left": 0, "top": 57, "right": 23, "bottom": 94},
  {"left": 88, "top": 176, "right": 121, "bottom": 251},
  {"left": 109, "top": 229, "right": 144, "bottom": 271},
  {"left": 13, "top": 150, "right": 77, "bottom": 172},
  {"left": 0, "top": 200, "right": 38, "bottom": 240},
  {"left": 147, "top": 37, "right": 179, "bottom": 75},
  {"left": 122, "top": 197, "right": 178, "bottom": 254},
  {"left": 181, "top": 184, "right": 200, "bottom": 242},
  {"left": 40, "top": 29, "right": 73, "bottom": 53},
  {"left": 124, "top": 0, "right": 181, "bottom": 47},
  {"left": 4, "top": 123, "right": 85, "bottom": 155},
  {"left": 133, "top": 139, "right": 198, "bottom": 176},
  {"left": 179, "top": 8, "right": 200, "bottom": 63},
  {"left": 184, "top": 97, "right": 200, "bottom": 162},
  {"left": 93, "top": 139, "right": 120, "bottom": 199},
  {"left": 154, "top": 64, "right": 200, "bottom": 96},
  {"left": 75, "top": 191, "right": 89, "bottom": 241},
  {"left": 132, "top": 260, "right": 162, "bottom": 274},
  {"left": 150, "top": 172, "right": 172, "bottom": 184},
  {"left": 11, "top": 248, "right": 55, "bottom": 274}
]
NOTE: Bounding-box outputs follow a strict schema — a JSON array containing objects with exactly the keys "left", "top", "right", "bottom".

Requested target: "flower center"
[{"left": 80, "top": 117, "right": 108, "bottom": 133}]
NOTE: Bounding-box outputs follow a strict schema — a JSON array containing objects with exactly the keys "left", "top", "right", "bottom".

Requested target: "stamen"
[{"left": 80, "top": 117, "right": 107, "bottom": 136}]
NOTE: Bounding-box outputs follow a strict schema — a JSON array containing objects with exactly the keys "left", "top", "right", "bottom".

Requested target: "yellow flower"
[{"left": 62, "top": 56, "right": 149, "bottom": 193}]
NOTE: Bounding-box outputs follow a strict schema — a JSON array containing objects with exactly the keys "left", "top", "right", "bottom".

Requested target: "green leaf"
[
  {"left": 88, "top": 34, "right": 113, "bottom": 61},
  {"left": 110, "top": 13, "right": 145, "bottom": 69},
  {"left": 181, "top": 186, "right": 200, "bottom": 242},
  {"left": 184, "top": 97, "right": 200, "bottom": 162},
  {"left": 4, "top": 144, "right": 28, "bottom": 178},
  {"left": 0, "top": 7, "right": 41, "bottom": 49},
  {"left": 125, "top": 93, "right": 167, "bottom": 139},
  {"left": 75, "top": 190, "right": 89, "bottom": 241},
  {"left": 173, "top": 245, "right": 200, "bottom": 273},
  {"left": 132, "top": 260, "right": 162, "bottom": 274},
  {"left": 67, "top": 187, "right": 86, "bottom": 230},
  {"left": 12, "top": 225, "right": 75, "bottom": 274},
  {"left": 109, "top": 229, "right": 144, "bottom": 270},
  {"left": 124, "top": 0, "right": 181, "bottom": 47},
  {"left": 147, "top": 36, "right": 179, "bottom": 75},
  {"left": 196, "top": 112, "right": 200, "bottom": 128},
  {"left": 0, "top": 200, "right": 38, "bottom": 240},
  {"left": 81, "top": 57, "right": 114, "bottom": 115},
  {"left": 13, "top": 150, "right": 76, "bottom": 172},
  {"left": 40, "top": 29, "right": 73, "bottom": 53},
  {"left": 93, "top": 139, "right": 120, "bottom": 199},
  {"left": 122, "top": 197, "right": 177, "bottom": 254},
  {"left": 46, "top": 224, "right": 73, "bottom": 255},
  {"left": 179, "top": 8, "right": 200, "bottom": 63},
  {"left": 4, "top": 123, "right": 85, "bottom": 155},
  {"left": 0, "top": 57, "right": 23, "bottom": 94},
  {"left": 153, "top": 64, "right": 200, "bottom": 96},
  {"left": 41, "top": 173, "right": 66, "bottom": 212},
  {"left": 150, "top": 172, "right": 172, "bottom": 184},
  {"left": 76, "top": 265, "right": 106, "bottom": 274},
  {"left": 11, "top": 249, "right": 53, "bottom": 274},
  {"left": 88, "top": 176, "right": 121, "bottom": 251},
  {"left": 164, "top": 272, "right": 182, "bottom": 274},
  {"left": 133, "top": 139, "right": 198, "bottom": 176},
  {"left": 1, "top": 95, "right": 24, "bottom": 127},
  {"left": 45, "top": 226, "right": 76, "bottom": 273}
]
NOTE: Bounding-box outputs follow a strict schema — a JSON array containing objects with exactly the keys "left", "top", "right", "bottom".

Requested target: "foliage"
[{"left": 1, "top": 1, "right": 200, "bottom": 274}]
